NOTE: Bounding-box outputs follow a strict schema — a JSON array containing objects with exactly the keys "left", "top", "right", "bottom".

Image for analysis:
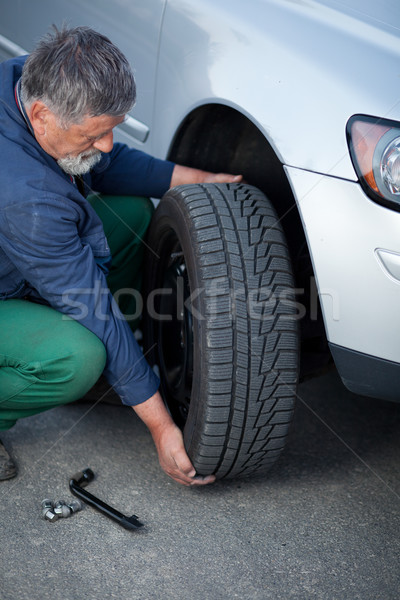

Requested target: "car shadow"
[
  {"left": 206, "top": 365, "right": 400, "bottom": 491},
  {"left": 267, "top": 366, "right": 400, "bottom": 484}
]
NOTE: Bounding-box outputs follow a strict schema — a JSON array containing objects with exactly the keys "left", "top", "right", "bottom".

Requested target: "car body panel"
[
  {"left": 152, "top": 0, "right": 400, "bottom": 179},
  {"left": 285, "top": 166, "right": 400, "bottom": 363}
]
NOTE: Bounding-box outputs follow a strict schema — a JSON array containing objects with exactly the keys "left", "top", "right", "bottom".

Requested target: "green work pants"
[{"left": 0, "top": 195, "right": 154, "bottom": 430}]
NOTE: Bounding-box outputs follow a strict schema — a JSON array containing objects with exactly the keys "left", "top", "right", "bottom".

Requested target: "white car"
[{"left": 2, "top": 0, "right": 399, "bottom": 479}]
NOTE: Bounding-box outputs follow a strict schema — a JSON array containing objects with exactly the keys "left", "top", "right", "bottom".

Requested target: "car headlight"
[{"left": 347, "top": 114, "right": 400, "bottom": 211}]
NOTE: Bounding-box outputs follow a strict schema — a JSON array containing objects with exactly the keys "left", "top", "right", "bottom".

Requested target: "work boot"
[{"left": 0, "top": 439, "right": 17, "bottom": 480}]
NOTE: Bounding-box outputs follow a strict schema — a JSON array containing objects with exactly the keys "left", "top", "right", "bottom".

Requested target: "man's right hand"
[{"left": 133, "top": 391, "right": 216, "bottom": 486}]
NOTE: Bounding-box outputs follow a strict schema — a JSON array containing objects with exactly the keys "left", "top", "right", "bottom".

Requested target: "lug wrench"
[{"left": 69, "top": 468, "right": 144, "bottom": 531}]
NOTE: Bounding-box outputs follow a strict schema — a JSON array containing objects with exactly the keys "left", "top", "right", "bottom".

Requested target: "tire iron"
[{"left": 69, "top": 468, "right": 144, "bottom": 531}]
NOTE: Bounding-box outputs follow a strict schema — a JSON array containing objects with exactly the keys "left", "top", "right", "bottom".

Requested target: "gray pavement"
[{"left": 0, "top": 366, "right": 399, "bottom": 600}]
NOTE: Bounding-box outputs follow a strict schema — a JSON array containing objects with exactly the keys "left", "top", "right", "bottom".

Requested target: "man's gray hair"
[{"left": 21, "top": 25, "right": 136, "bottom": 126}]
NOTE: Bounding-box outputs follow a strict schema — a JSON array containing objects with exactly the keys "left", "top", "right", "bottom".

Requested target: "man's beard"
[{"left": 57, "top": 149, "right": 102, "bottom": 175}]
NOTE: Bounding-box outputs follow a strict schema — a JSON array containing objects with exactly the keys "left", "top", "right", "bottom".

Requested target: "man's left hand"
[{"left": 170, "top": 164, "right": 243, "bottom": 188}]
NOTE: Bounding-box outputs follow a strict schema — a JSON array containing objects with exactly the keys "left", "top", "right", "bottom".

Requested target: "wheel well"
[
  {"left": 168, "top": 105, "right": 290, "bottom": 218},
  {"left": 168, "top": 104, "right": 331, "bottom": 377}
]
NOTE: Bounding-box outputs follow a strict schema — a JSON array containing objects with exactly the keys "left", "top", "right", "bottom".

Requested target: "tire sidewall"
[{"left": 143, "top": 192, "right": 206, "bottom": 452}]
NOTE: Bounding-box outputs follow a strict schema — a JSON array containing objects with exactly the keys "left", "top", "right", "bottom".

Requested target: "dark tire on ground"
[{"left": 142, "top": 183, "right": 299, "bottom": 479}]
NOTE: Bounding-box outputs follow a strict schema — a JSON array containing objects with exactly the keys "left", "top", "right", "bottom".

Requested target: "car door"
[{"left": 0, "top": 0, "right": 166, "bottom": 153}]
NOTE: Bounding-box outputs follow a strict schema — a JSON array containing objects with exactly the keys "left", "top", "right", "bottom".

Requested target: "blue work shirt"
[{"left": 0, "top": 56, "right": 175, "bottom": 406}]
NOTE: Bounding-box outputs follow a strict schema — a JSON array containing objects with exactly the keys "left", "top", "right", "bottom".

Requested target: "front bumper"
[
  {"left": 285, "top": 166, "right": 400, "bottom": 401},
  {"left": 329, "top": 343, "right": 400, "bottom": 402}
]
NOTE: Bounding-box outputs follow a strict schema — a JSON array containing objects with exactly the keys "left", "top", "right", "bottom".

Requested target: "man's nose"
[{"left": 93, "top": 131, "right": 114, "bottom": 153}]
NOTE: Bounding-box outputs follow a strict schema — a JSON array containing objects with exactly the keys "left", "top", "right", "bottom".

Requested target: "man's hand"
[
  {"left": 170, "top": 164, "right": 243, "bottom": 188},
  {"left": 133, "top": 391, "right": 216, "bottom": 486},
  {"left": 152, "top": 421, "right": 215, "bottom": 486}
]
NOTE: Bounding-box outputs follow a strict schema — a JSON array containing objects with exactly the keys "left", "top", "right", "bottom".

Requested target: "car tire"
[{"left": 142, "top": 183, "right": 299, "bottom": 479}]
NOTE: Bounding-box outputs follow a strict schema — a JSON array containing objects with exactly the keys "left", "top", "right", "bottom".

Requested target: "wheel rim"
[{"left": 156, "top": 230, "right": 194, "bottom": 428}]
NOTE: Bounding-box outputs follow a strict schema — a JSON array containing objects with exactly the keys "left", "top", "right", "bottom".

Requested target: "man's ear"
[{"left": 27, "top": 101, "right": 51, "bottom": 136}]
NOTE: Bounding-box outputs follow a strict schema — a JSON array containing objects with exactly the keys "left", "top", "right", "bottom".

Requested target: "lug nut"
[
  {"left": 53, "top": 499, "right": 83, "bottom": 518},
  {"left": 41, "top": 498, "right": 58, "bottom": 522},
  {"left": 53, "top": 500, "right": 71, "bottom": 518},
  {"left": 67, "top": 499, "right": 82, "bottom": 514},
  {"left": 41, "top": 497, "right": 83, "bottom": 522}
]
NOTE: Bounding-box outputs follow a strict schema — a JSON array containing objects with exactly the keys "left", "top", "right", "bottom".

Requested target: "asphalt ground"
[{"left": 0, "top": 365, "right": 399, "bottom": 600}]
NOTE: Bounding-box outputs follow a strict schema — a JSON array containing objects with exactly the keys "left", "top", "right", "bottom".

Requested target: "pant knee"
[
  {"left": 0, "top": 301, "right": 108, "bottom": 429},
  {"left": 65, "top": 334, "right": 107, "bottom": 398},
  {"left": 0, "top": 335, "right": 107, "bottom": 431},
  {"left": 0, "top": 328, "right": 107, "bottom": 407}
]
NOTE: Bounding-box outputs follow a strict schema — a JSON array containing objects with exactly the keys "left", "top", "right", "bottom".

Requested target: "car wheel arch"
[{"left": 168, "top": 104, "right": 302, "bottom": 250}]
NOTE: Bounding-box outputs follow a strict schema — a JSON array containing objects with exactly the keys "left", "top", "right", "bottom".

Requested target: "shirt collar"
[{"left": 14, "top": 77, "right": 34, "bottom": 136}]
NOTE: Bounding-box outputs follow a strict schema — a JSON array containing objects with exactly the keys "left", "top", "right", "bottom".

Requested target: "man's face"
[{"left": 34, "top": 109, "right": 125, "bottom": 175}]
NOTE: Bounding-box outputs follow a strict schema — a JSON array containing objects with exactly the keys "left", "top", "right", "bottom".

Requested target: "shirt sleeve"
[
  {"left": 90, "top": 144, "right": 175, "bottom": 199},
  {"left": 1, "top": 194, "right": 159, "bottom": 406}
]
